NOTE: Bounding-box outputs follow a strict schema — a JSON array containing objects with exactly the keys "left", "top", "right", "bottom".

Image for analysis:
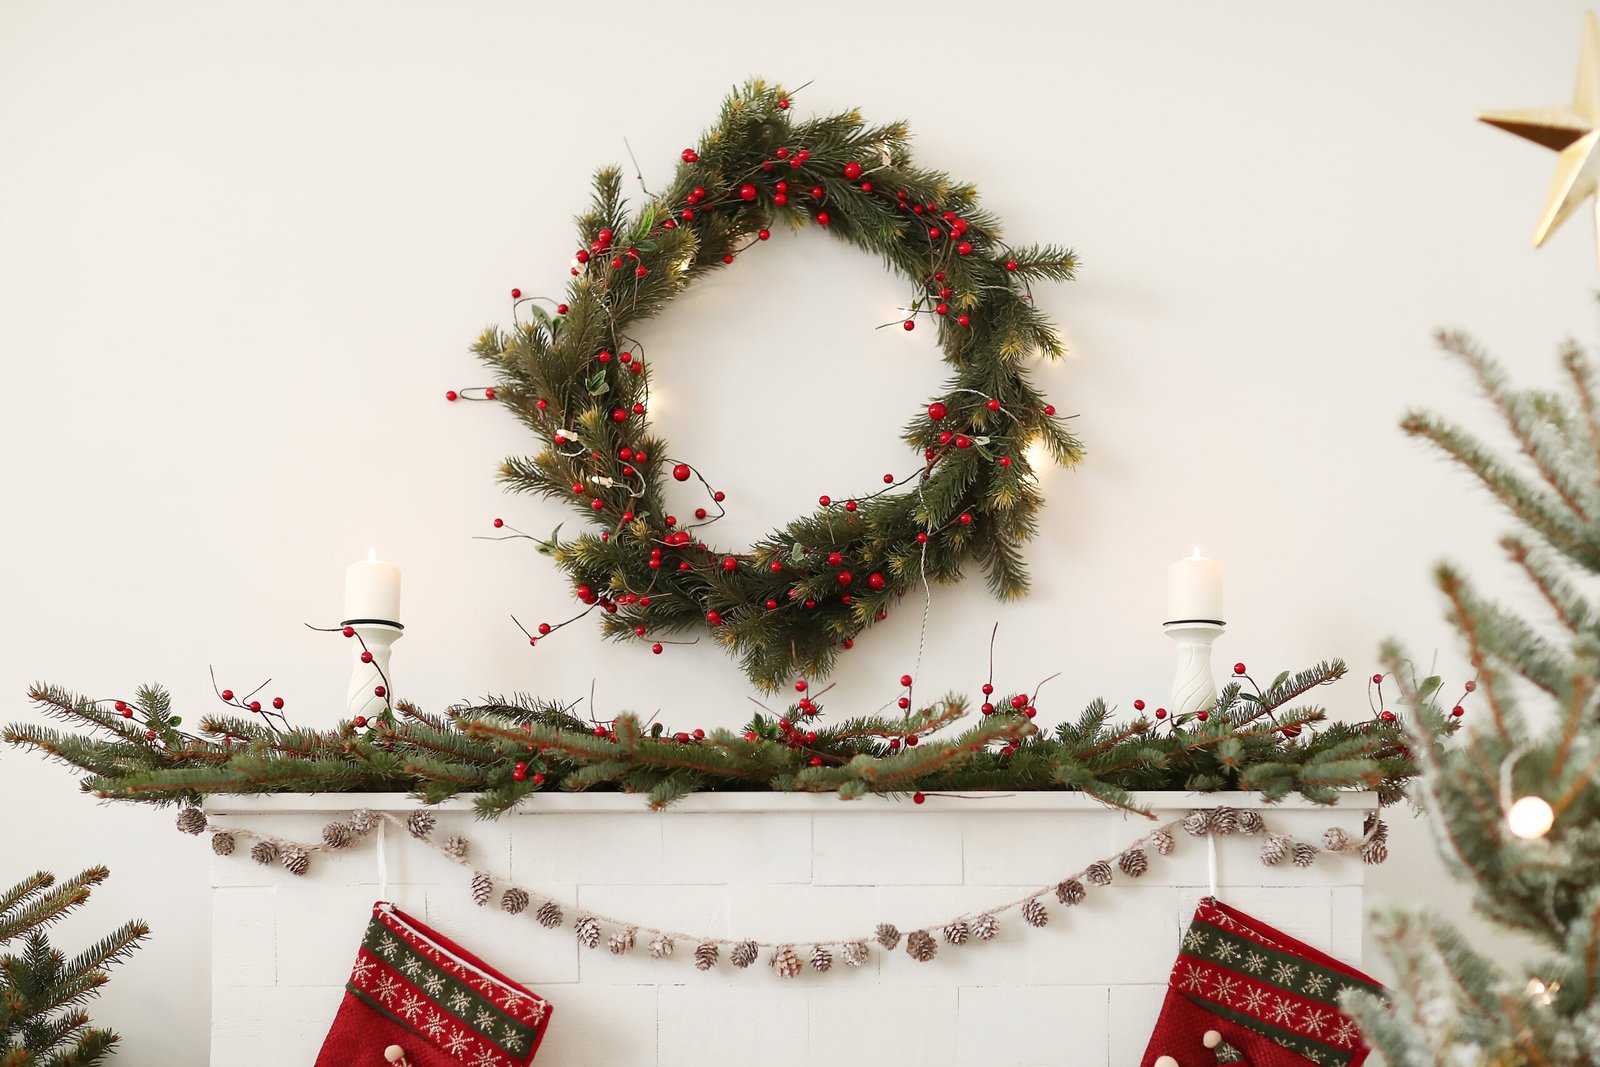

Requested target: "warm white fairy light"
[
  {"left": 1024, "top": 437, "right": 1048, "bottom": 480},
  {"left": 1526, "top": 977, "right": 1560, "bottom": 1005},
  {"left": 1507, "top": 795, "right": 1555, "bottom": 839}
]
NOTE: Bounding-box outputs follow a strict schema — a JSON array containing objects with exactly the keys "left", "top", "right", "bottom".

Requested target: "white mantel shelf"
[{"left": 207, "top": 790, "right": 1379, "bottom": 1067}]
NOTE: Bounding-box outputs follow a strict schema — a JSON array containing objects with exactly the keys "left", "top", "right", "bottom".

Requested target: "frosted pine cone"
[
  {"left": 1055, "top": 878, "right": 1086, "bottom": 906},
  {"left": 1363, "top": 837, "right": 1389, "bottom": 865},
  {"left": 1022, "top": 898, "right": 1049, "bottom": 928},
  {"left": 731, "top": 940, "right": 759, "bottom": 969},
  {"left": 1183, "top": 810, "right": 1212, "bottom": 837},
  {"left": 943, "top": 921, "right": 969, "bottom": 945},
  {"left": 648, "top": 934, "right": 674, "bottom": 959},
  {"left": 1211, "top": 807, "right": 1239, "bottom": 836},
  {"left": 574, "top": 915, "right": 601, "bottom": 949},
  {"left": 1323, "top": 827, "right": 1350, "bottom": 853},
  {"left": 1149, "top": 829, "right": 1175, "bottom": 855},
  {"left": 535, "top": 901, "right": 563, "bottom": 929},
  {"left": 501, "top": 888, "right": 529, "bottom": 915},
  {"left": 282, "top": 849, "right": 309, "bottom": 877},
  {"left": 250, "top": 841, "right": 279, "bottom": 865},
  {"left": 810, "top": 945, "right": 832, "bottom": 972},
  {"left": 1086, "top": 860, "right": 1114, "bottom": 886},
  {"left": 348, "top": 808, "right": 378, "bottom": 835},
  {"left": 1364, "top": 812, "right": 1389, "bottom": 843},
  {"left": 1293, "top": 842, "right": 1318, "bottom": 868},
  {"left": 470, "top": 871, "right": 493, "bottom": 907},
  {"left": 321, "top": 823, "right": 352, "bottom": 849},
  {"left": 1378, "top": 781, "right": 1405, "bottom": 807},
  {"left": 406, "top": 810, "right": 435, "bottom": 839},
  {"left": 176, "top": 807, "right": 207, "bottom": 836},
  {"left": 210, "top": 831, "right": 236, "bottom": 856},
  {"left": 1119, "top": 849, "right": 1148, "bottom": 878},
  {"left": 1260, "top": 833, "right": 1290, "bottom": 866},
  {"left": 608, "top": 928, "right": 636, "bottom": 955},
  {"left": 442, "top": 835, "right": 469, "bottom": 861},
  {"left": 694, "top": 942, "right": 719, "bottom": 971},
  {"left": 905, "top": 930, "right": 937, "bottom": 962},
  {"left": 770, "top": 945, "right": 802, "bottom": 978},
  {"left": 972, "top": 914, "right": 999, "bottom": 941},
  {"left": 875, "top": 923, "right": 901, "bottom": 950},
  {"left": 843, "top": 941, "right": 870, "bottom": 967},
  {"left": 1235, "top": 809, "right": 1265, "bottom": 836}
]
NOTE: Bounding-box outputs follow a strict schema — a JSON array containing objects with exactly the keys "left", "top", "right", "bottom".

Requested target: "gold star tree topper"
[{"left": 1480, "top": 11, "right": 1600, "bottom": 251}]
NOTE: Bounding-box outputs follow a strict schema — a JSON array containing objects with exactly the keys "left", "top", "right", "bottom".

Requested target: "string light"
[
  {"left": 1507, "top": 795, "right": 1554, "bottom": 839},
  {"left": 1525, "top": 977, "right": 1560, "bottom": 1005}
]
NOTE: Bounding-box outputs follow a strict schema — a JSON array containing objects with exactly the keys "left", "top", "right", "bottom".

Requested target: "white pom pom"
[
  {"left": 1203, "top": 1030, "right": 1222, "bottom": 1048},
  {"left": 384, "top": 1045, "right": 406, "bottom": 1064},
  {"left": 1154, "top": 1057, "right": 1180, "bottom": 1067}
]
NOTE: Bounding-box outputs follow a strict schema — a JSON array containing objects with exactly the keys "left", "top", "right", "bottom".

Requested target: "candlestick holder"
[
  {"left": 343, "top": 620, "right": 402, "bottom": 721},
  {"left": 1164, "top": 620, "right": 1224, "bottom": 718}
]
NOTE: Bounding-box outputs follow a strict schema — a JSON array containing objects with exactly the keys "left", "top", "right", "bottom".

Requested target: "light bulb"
[
  {"left": 367, "top": 546, "right": 377, "bottom": 562},
  {"left": 1525, "top": 977, "right": 1559, "bottom": 1005},
  {"left": 1507, "top": 795, "right": 1555, "bottom": 839}
]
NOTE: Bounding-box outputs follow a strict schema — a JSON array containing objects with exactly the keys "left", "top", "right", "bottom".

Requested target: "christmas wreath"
[{"left": 471, "top": 79, "right": 1081, "bottom": 691}]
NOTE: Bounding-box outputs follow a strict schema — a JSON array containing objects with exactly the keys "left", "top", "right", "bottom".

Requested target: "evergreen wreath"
[{"left": 471, "top": 79, "right": 1081, "bottom": 691}]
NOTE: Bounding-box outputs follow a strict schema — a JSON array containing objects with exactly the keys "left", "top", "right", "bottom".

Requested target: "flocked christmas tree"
[
  {"left": 1344, "top": 332, "right": 1600, "bottom": 1065},
  {"left": 0, "top": 866, "right": 147, "bottom": 1067}
]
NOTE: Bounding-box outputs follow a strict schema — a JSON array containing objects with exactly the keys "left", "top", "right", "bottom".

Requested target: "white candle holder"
[
  {"left": 1164, "top": 620, "right": 1224, "bottom": 717},
  {"left": 344, "top": 620, "right": 401, "bottom": 721}
]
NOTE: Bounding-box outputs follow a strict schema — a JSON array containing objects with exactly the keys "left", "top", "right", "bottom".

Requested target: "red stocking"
[
  {"left": 1141, "top": 897, "right": 1380, "bottom": 1067},
  {"left": 316, "top": 902, "right": 553, "bottom": 1067}
]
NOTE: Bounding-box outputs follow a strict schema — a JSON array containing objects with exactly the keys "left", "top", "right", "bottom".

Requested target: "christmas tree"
[
  {"left": 1345, "top": 332, "right": 1600, "bottom": 1064},
  {"left": 0, "top": 866, "right": 147, "bottom": 1066}
]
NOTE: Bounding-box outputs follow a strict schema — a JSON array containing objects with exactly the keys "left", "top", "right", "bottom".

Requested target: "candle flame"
[
  {"left": 368, "top": 547, "right": 377, "bottom": 562},
  {"left": 1192, "top": 546, "right": 1202, "bottom": 559}
]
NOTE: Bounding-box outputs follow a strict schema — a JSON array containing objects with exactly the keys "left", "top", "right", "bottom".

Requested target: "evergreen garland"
[
  {"left": 472, "top": 78, "right": 1081, "bottom": 690},
  {"left": 7, "top": 660, "right": 1424, "bottom": 818}
]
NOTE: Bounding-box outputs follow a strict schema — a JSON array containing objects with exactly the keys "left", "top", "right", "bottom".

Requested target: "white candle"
[
  {"left": 344, "top": 547, "right": 402, "bottom": 625},
  {"left": 1168, "top": 547, "right": 1223, "bottom": 622}
]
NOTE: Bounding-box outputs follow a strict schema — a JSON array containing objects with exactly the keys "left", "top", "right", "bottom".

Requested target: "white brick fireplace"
[{"left": 205, "top": 791, "right": 1375, "bottom": 1066}]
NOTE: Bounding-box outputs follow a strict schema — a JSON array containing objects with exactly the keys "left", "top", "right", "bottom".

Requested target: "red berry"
[
  {"left": 651, "top": 643, "right": 663, "bottom": 655},
  {"left": 815, "top": 212, "right": 830, "bottom": 226},
  {"left": 1452, "top": 705, "right": 1465, "bottom": 717},
  {"left": 591, "top": 498, "right": 605, "bottom": 510},
  {"left": 958, "top": 512, "right": 973, "bottom": 524},
  {"left": 493, "top": 518, "right": 505, "bottom": 529},
  {"left": 916, "top": 532, "right": 928, "bottom": 543},
  {"left": 680, "top": 149, "right": 697, "bottom": 163},
  {"left": 272, "top": 697, "right": 284, "bottom": 710},
  {"left": 773, "top": 194, "right": 788, "bottom": 206},
  {"left": 828, "top": 551, "right": 843, "bottom": 565},
  {"left": 868, "top": 572, "right": 886, "bottom": 590},
  {"left": 844, "top": 500, "right": 857, "bottom": 512},
  {"left": 844, "top": 161, "right": 863, "bottom": 179},
  {"left": 695, "top": 508, "right": 707, "bottom": 520},
  {"left": 956, "top": 314, "right": 971, "bottom": 327},
  {"left": 373, "top": 685, "right": 386, "bottom": 698},
  {"left": 765, "top": 598, "right": 779, "bottom": 610},
  {"left": 121, "top": 707, "right": 133, "bottom": 718},
  {"left": 819, "top": 495, "right": 832, "bottom": 507},
  {"left": 913, "top": 792, "right": 926, "bottom": 804},
  {"left": 513, "top": 763, "right": 527, "bottom": 781},
  {"left": 1005, "top": 260, "right": 1017, "bottom": 271},
  {"left": 758, "top": 229, "right": 770, "bottom": 240},
  {"left": 220, "top": 689, "right": 234, "bottom": 701},
  {"left": 484, "top": 387, "right": 496, "bottom": 399},
  {"left": 1155, "top": 707, "right": 1168, "bottom": 719},
  {"left": 1010, "top": 694, "right": 1027, "bottom": 709},
  {"left": 837, "top": 571, "right": 852, "bottom": 584},
  {"left": 510, "top": 288, "right": 522, "bottom": 298},
  {"left": 982, "top": 683, "right": 994, "bottom": 695},
  {"left": 248, "top": 700, "right": 261, "bottom": 712},
  {"left": 635, "top": 265, "right": 647, "bottom": 278},
  {"left": 927, "top": 401, "right": 947, "bottom": 421},
  {"left": 533, "top": 772, "right": 546, "bottom": 784},
  {"left": 905, "top": 735, "right": 918, "bottom": 746},
  {"left": 903, "top": 319, "right": 915, "bottom": 331},
  {"left": 740, "top": 184, "right": 758, "bottom": 201},
  {"left": 723, "top": 557, "right": 738, "bottom": 572},
  {"left": 341, "top": 626, "right": 355, "bottom": 638},
  {"left": 884, "top": 473, "right": 894, "bottom": 484},
  {"left": 1372, "top": 673, "right": 1384, "bottom": 684},
  {"left": 809, "top": 756, "right": 823, "bottom": 767},
  {"left": 556, "top": 303, "right": 568, "bottom": 314},
  {"left": 353, "top": 715, "right": 368, "bottom": 727},
  {"left": 955, "top": 436, "right": 971, "bottom": 449},
  {"left": 1043, "top": 404, "right": 1055, "bottom": 416},
  {"left": 722, "top": 254, "right": 733, "bottom": 263},
  {"left": 998, "top": 456, "right": 1012, "bottom": 467},
  {"left": 445, "top": 389, "right": 458, "bottom": 401},
  {"left": 1381, "top": 710, "right": 1397, "bottom": 722},
  {"left": 1133, "top": 699, "right": 1145, "bottom": 711},
  {"left": 706, "top": 611, "right": 723, "bottom": 625},
  {"left": 360, "top": 651, "right": 373, "bottom": 664},
  {"left": 956, "top": 241, "right": 973, "bottom": 255},
  {"left": 898, "top": 697, "right": 911, "bottom": 710},
  {"left": 145, "top": 730, "right": 157, "bottom": 740},
  {"left": 1233, "top": 663, "right": 1246, "bottom": 675},
  {"left": 901, "top": 674, "right": 914, "bottom": 688},
  {"left": 777, "top": 97, "right": 790, "bottom": 109},
  {"left": 713, "top": 490, "right": 726, "bottom": 502},
  {"left": 1464, "top": 680, "right": 1477, "bottom": 692}
]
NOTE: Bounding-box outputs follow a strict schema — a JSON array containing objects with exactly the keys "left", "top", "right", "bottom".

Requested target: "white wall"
[{"left": 0, "top": 2, "right": 1588, "bottom": 1061}]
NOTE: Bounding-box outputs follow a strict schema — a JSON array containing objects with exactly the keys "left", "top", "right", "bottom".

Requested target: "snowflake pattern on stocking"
[
  {"left": 1243, "top": 950, "right": 1268, "bottom": 973},
  {"left": 448, "top": 989, "right": 473, "bottom": 1015},
  {"left": 1331, "top": 1018, "right": 1361, "bottom": 1048},
  {"left": 1271, "top": 960, "right": 1300, "bottom": 987},
  {"left": 1304, "top": 971, "right": 1331, "bottom": 997},
  {"left": 1268, "top": 995, "right": 1298, "bottom": 1025},
  {"left": 398, "top": 992, "right": 428, "bottom": 1022},
  {"left": 1302, "top": 1006, "right": 1331, "bottom": 1036},
  {"left": 351, "top": 956, "right": 375, "bottom": 982},
  {"left": 1179, "top": 962, "right": 1210, "bottom": 992}
]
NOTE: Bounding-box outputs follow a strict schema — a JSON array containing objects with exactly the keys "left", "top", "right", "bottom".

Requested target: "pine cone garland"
[
  {"left": 608, "top": 928, "right": 636, "bottom": 955},
  {"left": 575, "top": 915, "right": 601, "bottom": 949},
  {"left": 1055, "top": 878, "right": 1086, "bottom": 906},
  {"left": 943, "top": 921, "right": 969, "bottom": 945},
  {"left": 210, "top": 831, "right": 236, "bottom": 856},
  {"left": 694, "top": 942, "right": 719, "bottom": 971},
  {"left": 1236, "top": 809, "right": 1265, "bottom": 836},
  {"left": 250, "top": 841, "right": 279, "bottom": 865},
  {"left": 874, "top": 923, "right": 901, "bottom": 950},
  {"left": 1363, "top": 837, "right": 1389, "bottom": 865},
  {"left": 349, "top": 808, "right": 378, "bottom": 836},
  {"left": 770, "top": 945, "right": 802, "bottom": 978},
  {"left": 972, "top": 914, "right": 999, "bottom": 941},
  {"left": 501, "top": 888, "right": 529, "bottom": 915},
  {"left": 1323, "top": 827, "right": 1350, "bottom": 853},
  {"left": 1363, "top": 814, "right": 1390, "bottom": 865},
  {"left": 731, "top": 940, "right": 759, "bottom": 969},
  {"left": 406, "top": 810, "right": 435, "bottom": 839},
  {"left": 535, "top": 901, "right": 564, "bottom": 929},
  {"left": 843, "top": 941, "right": 870, "bottom": 967},
  {"left": 1183, "top": 810, "right": 1211, "bottom": 837},
  {"left": 648, "top": 934, "right": 674, "bottom": 959},
  {"left": 1022, "top": 898, "right": 1049, "bottom": 928},
  {"left": 1378, "top": 781, "right": 1405, "bottom": 807},
  {"left": 1293, "top": 842, "right": 1318, "bottom": 868},
  {"left": 1211, "top": 807, "right": 1239, "bottom": 836},
  {"left": 176, "top": 807, "right": 208, "bottom": 836},
  {"left": 282, "top": 849, "right": 310, "bottom": 877},
  {"left": 470, "top": 871, "right": 493, "bottom": 907},
  {"left": 442, "top": 835, "right": 469, "bottom": 861},
  {"left": 1260, "top": 833, "right": 1290, "bottom": 866},
  {"left": 905, "top": 930, "right": 937, "bottom": 962},
  {"left": 1086, "top": 860, "right": 1114, "bottom": 886},
  {"left": 810, "top": 945, "right": 832, "bottom": 972},
  {"left": 1150, "top": 829, "right": 1175, "bottom": 855},
  {"left": 321, "top": 822, "right": 352, "bottom": 849},
  {"left": 1118, "top": 849, "right": 1148, "bottom": 878}
]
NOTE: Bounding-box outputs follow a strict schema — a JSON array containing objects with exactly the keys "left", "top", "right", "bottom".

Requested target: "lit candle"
[
  {"left": 343, "top": 548, "right": 402, "bottom": 625},
  {"left": 1168, "top": 547, "right": 1223, "bottom": 623}
]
